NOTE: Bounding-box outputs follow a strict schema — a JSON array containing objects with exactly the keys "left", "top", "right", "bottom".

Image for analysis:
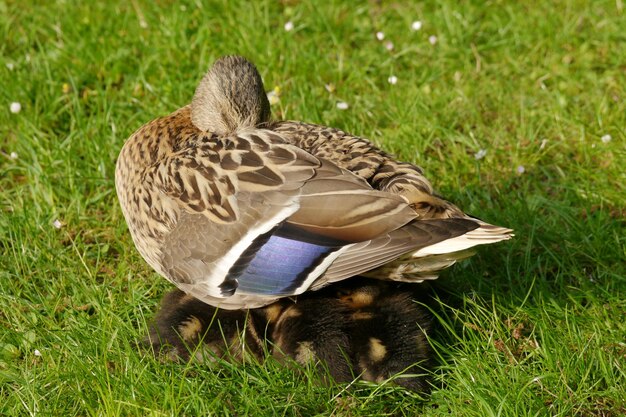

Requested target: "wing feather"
[
  {"left": 153, "top": 129, "right": 420, "bottom": 307},
  {"left": 311, "top": 218, "right": 481, "bottom": 288}
]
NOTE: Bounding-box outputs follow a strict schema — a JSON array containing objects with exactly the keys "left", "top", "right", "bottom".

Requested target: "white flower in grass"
[
  {"left": 10, "top": 152, "right": 18, "bottom": 160},
  {"left": 411, "top": 21, "right": 423, "bottom": 31},
  {"left": 601, "top": 134, "right": 612, "bottom": 143},
  {"left": 53, "top": 219, "right": 63, "bottom": 229},
  {"left": 336, "top": 101, "right": 349, "bottom": 110},
  {"left": 516, "top": 165, "right": 525, "bottom": 174},
  {"left": 266, "top": 86, "right": 281, "bottom": 105},
  {"left": 6, "top": 62, "right": 15, "bottom": 70},
  {"left": 384, "top": 41, "right": 394, "bottom": 51},
  {"left": 34, "top": 349, "right": 42, "bottom": 357},
  {"left": 10, "top": 102, "right": 21, "bottom": 114},
  {"left": 266, "top": 91, "right": 279, "bottom": 105},
  {"left": 474, "top": 149, "right": 487, "bottom": 160},
  {"left": 376, "top": 31, "right": 385, "bottom": 41},
  {"left": 388, "top": 75, "right": 398, "bottom": 85},
  {"left": 428, "top": 35, "right": 438, "bottom": 45},
  {"left": 539, "top": 138, "right": 548, "bottom": 150},
  {"left": 284, "top": 21, "right": 294, "bottom": 31}
]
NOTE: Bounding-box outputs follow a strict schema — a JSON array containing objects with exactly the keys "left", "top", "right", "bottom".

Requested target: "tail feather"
[
  {"left": 364, "top": 249, "right": 476, "bottom": 282},
  {"left": 411, "top": 221, "right": 513, "bottom": 257},
  {"left": 363, "top": 221, "right": 512, "bottom": 282}
]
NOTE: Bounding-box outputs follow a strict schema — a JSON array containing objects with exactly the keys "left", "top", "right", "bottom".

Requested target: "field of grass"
[{"left": 1, "top": 0, "right": 625, "bottom": 415}]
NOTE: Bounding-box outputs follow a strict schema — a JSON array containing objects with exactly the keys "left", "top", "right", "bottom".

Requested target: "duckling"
[
  {"left": 148, "top": 278, "right": 434, "bottom": 391},
  {"left": 340, "top": 284, "right": 433, "bottom": 392},
  {"left": 146, "top": 289, "right": 267, "bottom": 363},
  {"left": 270, "top": 279, "right": 434, "bottom": 391},
  {"left": 116, "top": 55, "right": 512, "bottom": 310},
  {"left": 266, "top": 293, "right": 355, "bottom": 382}
]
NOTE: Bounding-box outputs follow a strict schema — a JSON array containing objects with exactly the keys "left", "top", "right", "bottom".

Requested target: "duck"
[
  {"left": 268, "top": 278, "right": 434, "bottom": 392},
  {"left": 146, "top": 288, "right": 266, "bottom": 363},
  {"left": 115, "top": 55, "right": 513, "bottom": 310},
  {"left": 147, "top": 277, "right": 434, "bottom": 392}
]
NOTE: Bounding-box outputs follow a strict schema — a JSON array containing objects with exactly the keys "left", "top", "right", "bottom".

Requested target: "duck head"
[{"left": 191, "top": 55, "right": 271, "bottom": 135}]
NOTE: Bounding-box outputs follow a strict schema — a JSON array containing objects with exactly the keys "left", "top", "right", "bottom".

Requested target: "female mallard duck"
[
  {"left": 115, "top": 55, "right": 512, "bottom": 309},
  {"left": 147, "top": 278, "right": 433, "bottom": 392}
]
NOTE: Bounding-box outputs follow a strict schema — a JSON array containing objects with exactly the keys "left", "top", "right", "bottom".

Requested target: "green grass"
[{"left": 1, "top": 0, "right": 625, "bottom": 415}]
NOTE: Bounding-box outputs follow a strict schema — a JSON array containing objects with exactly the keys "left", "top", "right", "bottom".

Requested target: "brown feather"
[{"left": 115, "top": 55, "right": 513, "bottom": 310}]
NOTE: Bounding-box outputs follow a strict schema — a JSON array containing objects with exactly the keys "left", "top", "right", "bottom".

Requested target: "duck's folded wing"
[
  {"left": 311, "top": 218, "right": 480, "bottom": 288},
  {"left": 286, "top": 160, "right": 418, "bottom": 242},
  {"left": 151, "top": 130, "right": 418, "bottom": 308},
  {"left": 316, "top": 219, "right": 512, "bottom": 286}
]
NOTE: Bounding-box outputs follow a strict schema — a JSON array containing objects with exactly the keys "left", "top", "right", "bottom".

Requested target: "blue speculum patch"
[{"left": 226, "top": 225, "right": 343, "bottom": 295}]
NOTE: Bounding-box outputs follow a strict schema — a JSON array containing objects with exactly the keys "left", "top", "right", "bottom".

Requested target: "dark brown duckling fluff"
[
  {"left": 146, "top": 290, "right": 267, "bottom": 363},
  {"left": 147, "top": 278, "right": 433, "bottom": 392}
]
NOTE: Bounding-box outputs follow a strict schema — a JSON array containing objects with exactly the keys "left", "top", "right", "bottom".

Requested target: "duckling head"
[{"left": 191, "top": 55, "right": 271, "bottom": 135}]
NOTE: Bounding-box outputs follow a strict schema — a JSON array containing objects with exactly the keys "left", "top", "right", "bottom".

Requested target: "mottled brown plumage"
[{"left": 115, "top": 55, "right": 512, "bottom": 309}]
